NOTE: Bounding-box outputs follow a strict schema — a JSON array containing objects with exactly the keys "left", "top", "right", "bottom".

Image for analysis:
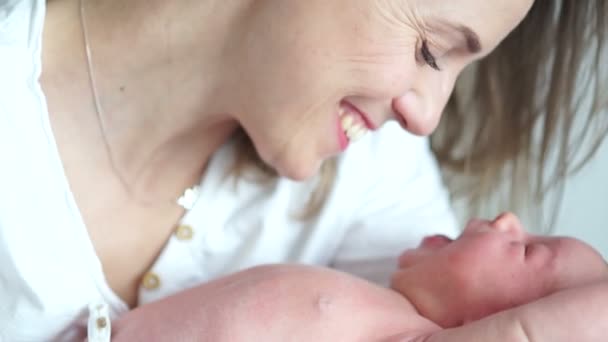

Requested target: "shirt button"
[
  {"left": 141, "top": 272, "right": 161, "bottom": 290},
  {"left": 175, "top": 224, "right": 194, "bottom": 241}
]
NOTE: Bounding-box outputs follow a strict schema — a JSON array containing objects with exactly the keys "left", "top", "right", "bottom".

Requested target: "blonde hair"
[
  {"left": 433, "top": 0, "right": 608, "bottom": 226},
  {"left": 231, "top": 1, "right": 608, "bottom": 223}
]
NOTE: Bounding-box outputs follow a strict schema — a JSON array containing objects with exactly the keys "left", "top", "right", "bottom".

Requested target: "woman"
[{"left": 0, "top": 0, "right": 605, "bottom": 340}]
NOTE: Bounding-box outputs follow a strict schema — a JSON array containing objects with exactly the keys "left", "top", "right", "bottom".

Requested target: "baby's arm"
[
  {"left": 386, "top": 280, "right": 608, "bottom": 342},
  {"left": 112, "top": 264, "right": 439, "bottom": 342}
]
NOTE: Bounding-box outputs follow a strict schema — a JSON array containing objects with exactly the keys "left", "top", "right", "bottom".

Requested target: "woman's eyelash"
[{"left": 420, "top": 40, "right": 441, "bottom": 71}]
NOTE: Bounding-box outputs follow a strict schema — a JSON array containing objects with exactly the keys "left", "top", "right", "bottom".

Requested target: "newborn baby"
[
  {"left": 391, "top": 212, "right": 608, "bottom": 328},
  {"left": 112, "top": 213, "right": 608, "bottom": 341}
]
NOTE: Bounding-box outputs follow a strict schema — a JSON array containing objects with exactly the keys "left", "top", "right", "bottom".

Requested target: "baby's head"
[{"left": 391, "top": 212, "right": 608, "bottom": 328}]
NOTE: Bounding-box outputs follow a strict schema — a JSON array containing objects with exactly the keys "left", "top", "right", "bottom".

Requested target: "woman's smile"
[{"left": 336, "top": 101, "right": 377, "bottom": 151}]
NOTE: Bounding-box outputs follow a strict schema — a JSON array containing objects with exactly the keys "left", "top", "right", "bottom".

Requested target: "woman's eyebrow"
[
  {"left": 431, "top": 19, "right": 483, "bottom": 54},
  {"left": 457, "top": 25, "right": 482, "bottom": 54}
]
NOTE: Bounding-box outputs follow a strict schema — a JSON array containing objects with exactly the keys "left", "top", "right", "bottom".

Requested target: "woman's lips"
[
  {"left": 336, "top": 102, "right": 377, "bottom": 151},
  {"left": 336, "top": 118, "right": 350, "bottom": 151},
  {"left": 341, "top": 101, "right": 377, "bottom": 130}
]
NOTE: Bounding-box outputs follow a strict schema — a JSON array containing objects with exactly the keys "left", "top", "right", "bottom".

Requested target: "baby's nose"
[{"left": 492, "top": 212, "right": 525, "bottom": 238}]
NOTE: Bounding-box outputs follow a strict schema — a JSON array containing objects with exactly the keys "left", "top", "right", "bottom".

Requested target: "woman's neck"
[{"left": 45, "top": 0, "right": 251, "bottom": 195}]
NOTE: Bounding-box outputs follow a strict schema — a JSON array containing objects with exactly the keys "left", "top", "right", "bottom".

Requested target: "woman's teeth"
[{"left": 340, "top": 112, "right": 368, "bottom": 142}]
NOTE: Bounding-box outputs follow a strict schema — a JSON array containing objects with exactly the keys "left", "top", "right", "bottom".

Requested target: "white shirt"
[{"left": 0, "top": 1, "right": 458, "bottom": 341}]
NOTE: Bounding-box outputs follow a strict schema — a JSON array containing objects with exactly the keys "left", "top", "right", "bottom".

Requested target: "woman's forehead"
[{"left": 402, "top": 0, "right": 534, "bottom": 52}]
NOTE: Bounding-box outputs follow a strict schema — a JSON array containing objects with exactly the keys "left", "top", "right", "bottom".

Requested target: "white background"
[
  {"left": 546, "top": 139, "right": 608, "bottom": 258},
  {"left": 452, "top": 137, "right": 608, "bottom": 259}
]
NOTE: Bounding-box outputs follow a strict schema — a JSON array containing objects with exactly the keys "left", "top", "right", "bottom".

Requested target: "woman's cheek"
[{"left": 347, "top": 56, "right": 417, "bottom": 99}]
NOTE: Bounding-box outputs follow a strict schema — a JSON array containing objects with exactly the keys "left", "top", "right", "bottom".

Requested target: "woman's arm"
[{"left": 386, "top": 280, "right": 608, "bottom": 342}]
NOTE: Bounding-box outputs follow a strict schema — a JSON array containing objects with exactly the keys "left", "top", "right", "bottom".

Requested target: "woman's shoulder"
[
  {"left": 0, "top": 0, "right": 24, "bottom": 25},
  {"left": 0, "top": 0, "right": 50, "bottom": 151},
  {"left": 0, "top": 0, "right": 45, "bottom": 45},
  {"left": 0, "top": 0, "right": 46, "bottom": 101}
]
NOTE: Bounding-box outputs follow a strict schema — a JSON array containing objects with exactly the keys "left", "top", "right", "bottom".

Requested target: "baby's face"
[{"left": 392, "top": 213, "right": 608, "bottom": 327}]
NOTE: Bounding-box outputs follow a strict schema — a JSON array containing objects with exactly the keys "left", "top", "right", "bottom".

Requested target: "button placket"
[
  {"left": 174, "top": 224, "right": 194, "bottom": 241},
  {"left": 87, "top": 302, "right": 111, "bottom": 342},
  {"left": 141, "top": 272, "right": 161, "bottom": 290}
]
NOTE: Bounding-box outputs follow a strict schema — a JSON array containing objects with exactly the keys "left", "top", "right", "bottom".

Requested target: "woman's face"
[{"left": 230, "top": 0, "right": 534, "bottom": 180}]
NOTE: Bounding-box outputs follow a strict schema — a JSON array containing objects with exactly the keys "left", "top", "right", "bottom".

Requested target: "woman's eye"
[{"left": 420, "top": 40, "right": 441, "bottom": 71}]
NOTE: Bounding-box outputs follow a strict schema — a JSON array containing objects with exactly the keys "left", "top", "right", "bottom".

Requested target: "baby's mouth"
[{"left": 420, "top": 235, "right": 453, "bottom": 249}]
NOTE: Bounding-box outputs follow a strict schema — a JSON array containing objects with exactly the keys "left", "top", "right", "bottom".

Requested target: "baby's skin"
[
  {"left": 392, "top": 212, "right": 608, "bottom": 328},
  {"left": 112, "top": 213, "right": 608, "bottom": 341}
]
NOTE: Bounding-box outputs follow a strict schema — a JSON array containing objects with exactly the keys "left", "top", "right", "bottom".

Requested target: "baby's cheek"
[{"left": 389, "top": 269, "right": 409, "bottom": 294}]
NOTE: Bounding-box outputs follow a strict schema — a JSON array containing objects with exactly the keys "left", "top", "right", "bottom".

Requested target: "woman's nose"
[
  {"left": 391, "top": 67, "right": 457, "bottom": 136},
  {"left": 392, "top": 91, "right": 442, "bottom": 136}
]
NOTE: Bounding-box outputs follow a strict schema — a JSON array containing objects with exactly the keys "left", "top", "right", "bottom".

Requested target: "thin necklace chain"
[{"left": 79, "top": 0, "right": 199, "bottom": 210}]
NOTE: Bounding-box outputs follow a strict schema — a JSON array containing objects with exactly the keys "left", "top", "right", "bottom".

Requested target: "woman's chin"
[{"left": 272, "top": 156, "right": 322, "bottom": 182}]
